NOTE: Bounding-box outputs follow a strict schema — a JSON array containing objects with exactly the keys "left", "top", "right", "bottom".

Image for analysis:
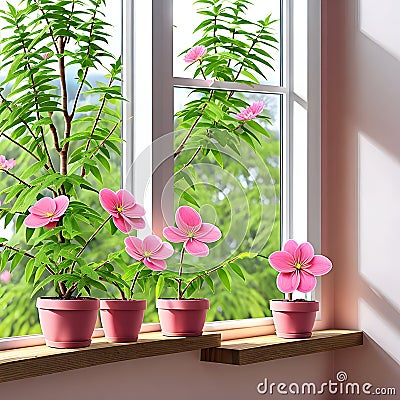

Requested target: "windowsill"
[
  {"left": 0, "top": 330, "right": 363, "bottom": 382},
  {"left": 201, "top": 330, "right": 363, "bottom": 365},
  {"left": 0, "top": 332, "right": 221, "bottom": 384}
]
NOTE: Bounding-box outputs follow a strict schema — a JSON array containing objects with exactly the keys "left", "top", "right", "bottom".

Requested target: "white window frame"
[{"left": 123, "top": 0, "right": 323, "bottom": 332}]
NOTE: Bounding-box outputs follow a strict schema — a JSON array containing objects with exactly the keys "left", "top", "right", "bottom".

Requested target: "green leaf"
[
  {"left": 229, "top": 262, "right": 246, "bottom": 281},
  {"left": 217, "top": 268, "right": 231, "bottom": 291},
  {"left": 203, "top": 274, "right": 214, "bottom": 293},
  {"left": 180, "top": 191, "right": 199, "bottom": 208},
  {"left": 25, "top": 258, "right": 35, "bottom": 283},
  {"left": 156, "top": 275, "right": 165, "bottom": 298},
  {"left": 211, "top": 149, "right": 223, "bottom": 168}
]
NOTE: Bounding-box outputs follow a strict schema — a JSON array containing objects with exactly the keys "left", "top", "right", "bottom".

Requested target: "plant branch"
[
  {"left": 174, "top": 90, "right": 214, "bottom": 158},
  {"left": 129, "top": 270, "right": 141, "bottom": 299},
  {"left": 80, "top": 77, "right": 114, "bottom": 176},
  {"left": 48, "top": 112, "right": 61, "bottom": 153},
  {"left": 177, "top": 247, "right": 186, "bottom": 300},
  {"left": 70, "top": 216, "right": 112, "bottom": 272},
  {"left": 35, "top": 0, "right": 60, "bottom": 53},
  {"left": 88, "top": 119, "right": 122, "bottom": 160},
  {"left": 2, "top": 244, "right": 56, "bottom": 276},
  {"left": 15, "top": 21, "right": 56, "bottom": 173},
  {"left": 0, "top": 132, "right": 41, "bottom": 162},
  {"left": 3, "top": 169, "right": 32, "bottom": 188}
]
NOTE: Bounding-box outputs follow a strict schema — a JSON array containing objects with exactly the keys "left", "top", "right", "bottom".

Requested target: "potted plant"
[
  {"left": 98, "top": 210, "right": 174, "bottom": 341},
  {"left": 267, "top": 240, "right": 332, "bottom": 338},
  {"left": 145, "top": 205, "right": 247, "bottom": 337},
  {"left": 0, "top": 0, "right": 140, "bottom": 348}
]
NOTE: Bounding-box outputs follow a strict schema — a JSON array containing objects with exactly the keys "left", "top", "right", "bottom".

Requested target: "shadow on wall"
[{"left": 324, "top": 0, "right": 400, "bottom": 394}]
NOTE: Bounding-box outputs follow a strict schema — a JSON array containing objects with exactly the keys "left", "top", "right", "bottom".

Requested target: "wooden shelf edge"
[
  {"left": 0, "top": 332, "right": 221, "bottom": 384},
  {"left": 200, "top": 330, "right": 363, "bottom": 365}
]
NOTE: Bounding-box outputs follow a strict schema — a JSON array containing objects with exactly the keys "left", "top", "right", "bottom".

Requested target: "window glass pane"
[
  {"left": 173, "top": 88, "right": 282, "bottom": 320},
  {"left": 173, "top": 0, "right": 281, "bottom": 86},
  {"left": 0, "top": 1, "right": 121, "bottom": 337}
]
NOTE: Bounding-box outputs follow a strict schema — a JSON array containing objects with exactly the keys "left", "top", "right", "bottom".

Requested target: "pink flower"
[
  {"left": 269, "top": 240, "right": 332, "bottom": 294},
  {"left": 42, "top": 52, "right": 50, "bottom": 60},
  {"left": 24, "top": 196, "right": 69, "bottom": 229},
  {"left": 184, "top": 45, "right": 207, "bottom": 63},
  {"left": 99, "top": 188, "right": 146, "bottom": 233},
  {"left": 125, "top": 235, "right": 173, "bottom": 271},
  {"left": 0, "top": 270, "right": 11, "bottom": 283},
  {"left": 0, "top": 155, "right": 16, "bottom": 170},
  {"left": 234, "top": 101, "right": 264, "bottom": 121},
  {"left": 163, "top": 206, "right": 221, "bottom": 257}
]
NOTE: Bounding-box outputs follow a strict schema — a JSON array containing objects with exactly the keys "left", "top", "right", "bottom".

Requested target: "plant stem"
[
  {"left": 287, "top": 292, "right": 293, "bottom": 301},
  {"left": 0, "top": 133, "right": 41, "bottom": 162},
  {"left": 3, "top": 169, "right": 32, "bottom": 188},
  {"left": 70, "top": 216, "right": 111, "bottom": 273},
  {"left": 2, "top": 244, "right": 56, "bottom": 276},
  {"left": 129, "top": 270, "right": 141, "bottom": 299},
  {"left": 177, "top": 246, "right": 186, "bottom": 300},
  {"left": 180, "top": 254, "right": 241, "bottom": 298},
  {"left": 174, "top": 90, "right": 214, "bottom": 158}
]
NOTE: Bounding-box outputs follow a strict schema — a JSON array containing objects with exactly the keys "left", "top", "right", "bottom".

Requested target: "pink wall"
[
  {"left": 1, "top": 1, "right": 399, "bottom": 398},
  {"left": 323, "top": 0, "right": 400, "bottom": 394}
]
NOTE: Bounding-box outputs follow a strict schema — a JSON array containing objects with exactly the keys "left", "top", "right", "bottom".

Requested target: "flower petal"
[
  {"left": 297, "top": 270, "right": 317, "bottom": 293},
  {"left": 306, "top": 255, "right": 332, "bottom": 276},
  {"left": 283, "top": 239, "right": 298, "bottom": 256},
  {"left": 99, "top": 188, "right": 118, "bottom": 214},
  {"left": 53, "top": 195, "right": 69, "bottom": 217},
  {"left": 123, "top": 203, "right": 146, "bottom": 218},
  {"left": 143, "top": 235, "right": 163, "bottom": 253},
  {"left": 163, "top": 226, "right": 187, "bottom": 243},
  {"left": 116, "top": 189, "right": 136, "bottom": 209},
  {"left": 269, "top": 251, "right": 295, "bottom": 272},
  {"left": 294, "top": 242, "right": 314, "bottom": 265},
  {"left": 28, "top": 197, "right": 55, "bottom": 216},
  {"left": 276, "top": 271, "right": 300, "bottom": 293},
  {"left": 122, "top": 215, "right": 146, "bottom": 230},
  {"left": 185, "top": 239, "right": 209, "bottom": 257},
  {"left": 24, "top": 214, "right": 50, "bottom": 228},
  {"left": 113, "top": 216, "right": 132, "bottom": 233},
  {"left": 44, "top": 221, "right": 58, "bottom": 229},
  {"left": 176, "top": 206, "right": 202, "bottom": 231},
  {"left": 143, "top": 258, "right": 167, "bottom": 271},
  {"left": 195, "top": 223, "right": 222, "bottom": 242},
  {"left": 151, "top": 242, "right": 174, "bottom": 260},
  {"left": 124, "top": 236, "right": 144, "bottom": 255},
  {"left": 125, "top": 247, "right": 143, "bottom": 261}
]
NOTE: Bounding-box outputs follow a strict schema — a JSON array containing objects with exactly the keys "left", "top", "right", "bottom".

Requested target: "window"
[
  {"left": 0, "top": 0, "right": 321, "bottom": 340},
  {"left": 124, "top": 0, "right": 322, "bottom": 325}
]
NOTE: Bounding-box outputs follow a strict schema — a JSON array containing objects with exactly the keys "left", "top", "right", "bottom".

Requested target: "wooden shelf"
[
  {"left": 201, "top": 330, "right": 363, "bottom": 365},
  {"left": 0, "top": 332, "right": 221, "bottom": 383}
]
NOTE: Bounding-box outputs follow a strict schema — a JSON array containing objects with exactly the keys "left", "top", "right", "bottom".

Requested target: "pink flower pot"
[
  {"left": 100, "top": 299, "right": 146, "bottom": 342},
  {"left": 156, "top": 298, "right": 210, "bottom": 337},
  {"left": 36, "top": 297, "right": 99, "bottom": 348},
  {"left": 270, "top": 300, "right": 319, "bottom": 339}
]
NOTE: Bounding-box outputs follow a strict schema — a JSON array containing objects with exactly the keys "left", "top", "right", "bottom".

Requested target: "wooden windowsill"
[
  {"left": 201, "top": 330, "right": 363, "bottom": 365},
  {"left": 0, "top": 330, "right": 363, "bottom": 382},
  {"left": 0, "top": 332, "right": 221, "bottom": 383}
]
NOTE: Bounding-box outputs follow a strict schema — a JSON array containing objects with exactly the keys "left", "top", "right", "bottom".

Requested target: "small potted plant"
[
  {"left": 98, "top": 206, "right": 174, "bottom": 342},
  {"left": 146, "top": 205, "right": 247, "bottom": 337},
  {"left": 268, "top": 240, "right": 332, "bottom": 338}
]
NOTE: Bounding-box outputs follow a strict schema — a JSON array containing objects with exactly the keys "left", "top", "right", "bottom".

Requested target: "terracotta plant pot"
[
  {"left": 156, "top": 298, "right": 210, "bottom": 337},
  {"left": 100, "top": 299, "right": 146, "bottom": 342},
  {"left": 36, "top": 297, "right": 99, "bottom": 348},
  {"left": 270, "top": 300, "right": 319, "bottom": 339}
]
